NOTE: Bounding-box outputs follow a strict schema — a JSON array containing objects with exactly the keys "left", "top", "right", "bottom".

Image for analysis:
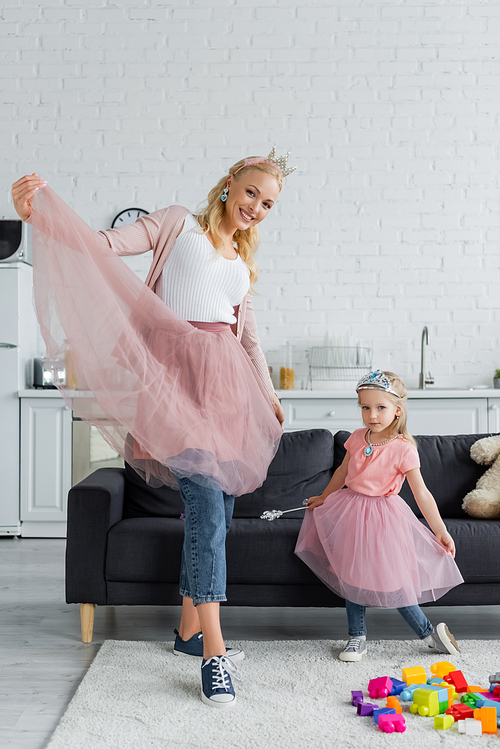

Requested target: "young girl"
[{"left": 295, "top": 370, "right": 464, "bottom": 662}]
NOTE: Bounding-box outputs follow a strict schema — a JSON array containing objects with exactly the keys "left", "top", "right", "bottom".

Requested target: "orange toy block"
[
  {"left": 386, "top": 696, "right": 402, "bottom": 713},
  {"left": 467, "top": 685, "right": 485, "bottom": 693},
  {"left": 474, "top": 707, "right": 498, "bottom": 734},
  {"left": 402, "top": 666, "right": 426, "bottom": 686},
  {"left": 430, "top": 661, "right": 456, "bottom": 679}
]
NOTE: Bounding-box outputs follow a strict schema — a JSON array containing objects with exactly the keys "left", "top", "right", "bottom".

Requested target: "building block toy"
[
  {"left": 402, "top": 666, "right": 426, "bottom": 685},
  {"left": 389, "top": 678, "right": 407, "bottom": 696},
  {"left": 443, "top": 669, "right": 468, "bottom": 693},
  {"left": 489, "top": 673, "right": 500, "bottom": 684},
  {"left": 482, "top": 691, "right": 500, "bottom": 702},
  {"left": 461, "top": 692, "right": 484, "bottom": 708},
  {"left": 373, "top": 707, "right": 396, "bottom": 724},
  {"left": 378, "top": 714, "right": 406, "bottom": 733},
  {"left": 474, "top": 707, "right": 498, "bottom": 734},
  {"left": 386, "top": 696, "right": 402, "bottom": 713},
  {"left": 357, "top": 702, "right": 376, "bottom": 717},
  {"left": 458, "top": 718, "right": 482, "bottom": 736},
  {"left": 446, "top": 703, "right": 474, "bottom": 721},
  {"left": 490, "top": 685, "right": 500, "bottom": 697},
  {"left": 400, "top": 683, "right": 423, "bottom": 701},
  {"left": 368, "top": 676, "right": 393, "bottom": 699},
  {"left": 467, "top": 685, "right": 485, "bottom": 693},
  {"left": 351, "top": 690, "right": 363, "bottom": 707},
  {"left": 434, "top": 714, "right": 454, "bottom": 730},
  {"left": 410, "top": 688, "right": 448, "bottom": 717},
  {"left": 430, "top": 661, "right": 456, "bottom": 679},
  {"left": 427, "top": 677, "right": 445, "bottom": 685},
  {"left": 476, "top": 699, "right": 500, "bottom": 719}
]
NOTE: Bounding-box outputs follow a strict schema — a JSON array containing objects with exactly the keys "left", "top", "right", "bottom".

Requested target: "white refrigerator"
[{"left": 0, "top": 261, "right": 39, "bottom": 535}]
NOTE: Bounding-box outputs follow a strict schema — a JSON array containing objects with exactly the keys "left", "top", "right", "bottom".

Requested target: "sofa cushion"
[
  {"left": 122, "top": 429, "right": 334, "bottom": 520},
  {"left": 333, "top": 431, "right": 495, "bottom": 519},
  {"left": 234, "top": 429, "right": 334, "bottom": 518},
  {"left": 106, "top": 516, "right": 323, "bottom": 586},
  {"left": 447, "top": 519, "right": 500, "bottom": 583}
]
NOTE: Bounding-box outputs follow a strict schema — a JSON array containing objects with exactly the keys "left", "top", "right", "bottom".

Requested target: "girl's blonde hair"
[
  {"left": 195, "top": 158, "right": 283, "bottom": 292},
  {"left": 359, "top": 371, "right": 417, "bottom": 448}
]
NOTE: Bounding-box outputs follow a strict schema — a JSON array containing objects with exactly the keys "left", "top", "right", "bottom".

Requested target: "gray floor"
[{"left": 1, "top": 538, "right": 499, "bottom": 749}]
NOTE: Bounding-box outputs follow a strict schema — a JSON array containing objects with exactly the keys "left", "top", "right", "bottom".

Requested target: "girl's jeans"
[
  {"left": 345, "top": 599, "right": 433, "bottom": 640},
  {"left": 176, "top": 475, "right": 235, "bottom": 606}
]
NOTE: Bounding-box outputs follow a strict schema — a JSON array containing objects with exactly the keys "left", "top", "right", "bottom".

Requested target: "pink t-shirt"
[{"left": 344, "top": 428, "right": 420, "bottom": 497}]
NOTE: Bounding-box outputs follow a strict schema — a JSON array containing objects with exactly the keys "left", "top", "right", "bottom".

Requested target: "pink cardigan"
[{"left": 97, "top": 205, "right": 275, "bottom": 403}]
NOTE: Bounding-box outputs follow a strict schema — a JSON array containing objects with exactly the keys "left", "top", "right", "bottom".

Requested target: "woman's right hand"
[
  {"left": 11, "top": 173, "right": 47, "bottom": 221},
  {"left": 306, "top": 495, "right": 325, "bottom": 511}
]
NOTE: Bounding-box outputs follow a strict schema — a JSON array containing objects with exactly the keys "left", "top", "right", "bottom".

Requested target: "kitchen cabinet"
[
  {"left": 20, "top": 393, "right": 72, "bottom": 537},
  {"left": 277, "top": 390, "right": 499, "bottom": 436}
]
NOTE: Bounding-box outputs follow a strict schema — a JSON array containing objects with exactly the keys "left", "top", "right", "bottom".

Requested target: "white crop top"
[{"left": 156, "top": 214, "right": 250, "bottom": 324}]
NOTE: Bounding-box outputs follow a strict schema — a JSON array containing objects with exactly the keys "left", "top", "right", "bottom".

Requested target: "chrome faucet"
[{"left": 419, "top": 326, "right": 434, "bottom": 389}]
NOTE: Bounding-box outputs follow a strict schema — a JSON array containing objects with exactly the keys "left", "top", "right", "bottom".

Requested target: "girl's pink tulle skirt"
[
  {"left": 295, "top": 488, "right": 464, "bottom": 608},
  {"left": 30, "top": 187, "right": 282, "bottom": 496}
]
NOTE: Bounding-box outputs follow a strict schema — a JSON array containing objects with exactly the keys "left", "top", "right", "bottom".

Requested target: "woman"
[{"left": 12, "top": 150, "right": 294, "bottom": 708}]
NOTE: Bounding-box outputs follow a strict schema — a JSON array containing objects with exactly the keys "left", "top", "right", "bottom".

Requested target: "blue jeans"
[
  {"left": 345, "top": 599, "right": 433, "bottom": 640},
  {"left": 176, "top": 475, "right": 235, "bottom": 606}
]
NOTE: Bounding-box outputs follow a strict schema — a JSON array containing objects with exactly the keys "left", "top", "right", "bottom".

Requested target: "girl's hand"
[
  {"left": 272, "top": 393, "right": 285, "bottom": 426},
  {"left": 306, "top": 495, "right": 325, "bottom": 511},
  {"left": 11, "top": 173, "right": 47, "bottom": 221},
  {"left": 436, "top": 531, "right": 456, "bottom": 558}
]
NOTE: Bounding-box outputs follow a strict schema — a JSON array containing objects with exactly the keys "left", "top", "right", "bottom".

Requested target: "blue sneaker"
[
  {"left": 201, "top": 655, "right": 238, "bottom": 708},
  {"left": 173, "top": 629, "right": 245, "bottom": 662}
]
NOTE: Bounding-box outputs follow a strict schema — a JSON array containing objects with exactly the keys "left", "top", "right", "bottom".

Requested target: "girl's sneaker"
[
  {"left": 339, "top": 636, "right": 367, "bottom": 662},
  {"left": 201, "top": 655, "right": 238, "bottom": 708},
  {"left": 173, "top": 629, "right": 245, "bottom": 662},
  {"left": 425, "top": 623, "right": 460, "bottom": 655}
]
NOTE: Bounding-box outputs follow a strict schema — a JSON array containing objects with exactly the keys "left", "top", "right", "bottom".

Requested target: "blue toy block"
[
  {"left": 400, "top": 683, "right": 422, "bottom": 701},
  {"left": 373, "top": 707, "right": 396, "bottom": 724},
  {"left": 389, "top": 678, "right": 407, "bottom": 696},
  {"left": 428, "top": 677, "right": 445, "bottom": 685},
  {"left": 351, "top": 690, "right": 363, "bottom": 707}
]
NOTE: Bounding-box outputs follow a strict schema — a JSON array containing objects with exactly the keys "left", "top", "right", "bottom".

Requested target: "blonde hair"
[
  {"left": 359, "top": 370, "right": 417, "bottom": 449},
  {"left": 195, "top": 158, "right": 283, "bottom": 292}
]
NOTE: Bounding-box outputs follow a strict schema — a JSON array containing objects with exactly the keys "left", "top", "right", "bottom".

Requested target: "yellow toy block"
[
  {"left": 434, "top": 714, "right": 454, "bottom": 730},
  {"left": 386, "top": 696, "right": 402, "bottom": 713},
  {"left": 430, "top": 661, "right": 456, "bottom": 679},
  {"left": 402, "top": 666, "right": 427, "bottom": 686},
  {"left": 474, "top": 707, "right": 498, "bottom": 735}
]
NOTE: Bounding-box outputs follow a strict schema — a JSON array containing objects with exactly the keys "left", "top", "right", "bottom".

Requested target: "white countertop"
[
  {"left": 20, "top": 388, "right": 500, "bottom": 400},
  {"left": 276, "top": 388, "right": 500, "bottom": 399}
]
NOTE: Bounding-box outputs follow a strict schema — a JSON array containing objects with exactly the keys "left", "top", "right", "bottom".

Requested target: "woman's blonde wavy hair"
[
  {"left": 358, "top": 371, "right": 417, "bottom": 448},
  {"left": 195, "top": 157, "right": 283, "bottom": 292}
]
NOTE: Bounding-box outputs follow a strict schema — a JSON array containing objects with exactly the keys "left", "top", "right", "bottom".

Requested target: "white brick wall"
[{"left": 3, "top": 0, "right": 500, "bottom": 389}]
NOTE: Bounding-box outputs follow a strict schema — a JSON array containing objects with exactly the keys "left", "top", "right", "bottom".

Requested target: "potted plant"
[{"left": 495, "top": 369, "right": 500, "bottom": 389}]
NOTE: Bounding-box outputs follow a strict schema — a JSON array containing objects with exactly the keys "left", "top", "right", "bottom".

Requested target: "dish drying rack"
[{"left": 305, "top": 346, "right": 373, "bottom": 389}]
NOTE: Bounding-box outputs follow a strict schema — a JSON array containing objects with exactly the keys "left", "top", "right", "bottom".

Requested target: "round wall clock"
[{"left": 111, "top": 208, "right": 149, "bottom": 228}]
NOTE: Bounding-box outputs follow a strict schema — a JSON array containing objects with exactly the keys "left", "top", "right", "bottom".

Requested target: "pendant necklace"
[{"left": 364, "top": 430, "right": 400, "bottom": 457}]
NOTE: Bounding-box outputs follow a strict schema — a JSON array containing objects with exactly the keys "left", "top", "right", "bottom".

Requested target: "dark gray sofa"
[{"left": 66, "top": 429, "right": 500, "bottom": 642}]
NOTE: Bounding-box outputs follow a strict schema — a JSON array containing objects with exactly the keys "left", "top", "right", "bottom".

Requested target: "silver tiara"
[
  {"left": 265, "top": 146, "right": 297, "bottom": 177},
  {"left": 356, "top": 370, "right": 401, "bottom": 398}
]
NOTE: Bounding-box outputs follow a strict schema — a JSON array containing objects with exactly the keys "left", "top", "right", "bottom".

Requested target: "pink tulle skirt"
[
  {"left": 295, "top": 488, "right": 464, "bottom": 608},
  {"left": 30, "top": 187, "right": 282, "bottom": 496}
]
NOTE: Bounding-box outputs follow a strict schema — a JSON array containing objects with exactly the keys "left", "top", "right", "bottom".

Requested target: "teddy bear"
[{"left": 462, "top": 435, "right": 500, "bottom": 518}]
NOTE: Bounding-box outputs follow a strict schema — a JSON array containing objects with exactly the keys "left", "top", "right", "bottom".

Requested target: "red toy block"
[
  {"left": 443, "top": 669, "right": 468, "bottom": 693},
  {"left": 446, "top": 703, "right": 474, "bottom": 721},
  {"left": 494, "top": 686, "right": 500, "bottom": 698},
  {"left": 368, "top": 676, "right": 393, "bottom": 699},
  {"left": 378, "top": 713, "right": 406, "bottom": 733}
]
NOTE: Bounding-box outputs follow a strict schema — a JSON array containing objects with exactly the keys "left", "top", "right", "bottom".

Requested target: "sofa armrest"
[{"left": 65, "top": 467, "right": 126, "bottom": 605}]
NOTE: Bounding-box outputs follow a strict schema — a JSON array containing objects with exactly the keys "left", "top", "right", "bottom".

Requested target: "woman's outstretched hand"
[{"left": 11, "top": 173, "right": 47, "bottom": 221}]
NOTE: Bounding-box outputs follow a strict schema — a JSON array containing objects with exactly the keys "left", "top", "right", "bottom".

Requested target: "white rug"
[{"left": 47, "top": 639, "right": 500, "bottom": 749}]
